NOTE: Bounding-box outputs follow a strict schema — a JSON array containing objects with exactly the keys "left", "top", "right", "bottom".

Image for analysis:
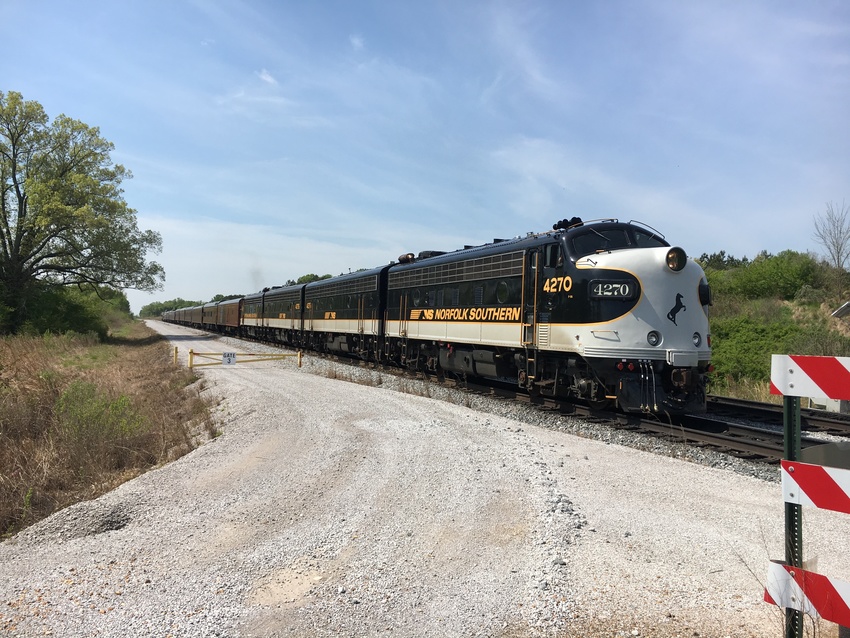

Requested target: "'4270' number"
[
  {"left": 543, "top": 276, "right": 573, "bottom": 293},
  {"left": 589, "top": 280, "right": 635, "bottom": 299}
]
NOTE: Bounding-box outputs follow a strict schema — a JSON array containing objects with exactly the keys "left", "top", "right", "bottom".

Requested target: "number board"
[
  {"left": 589, "top": 280, "right": 636, "bottom": 300},
  {"left": 222, "top": 352, "right": 237, "bottom": 365}
]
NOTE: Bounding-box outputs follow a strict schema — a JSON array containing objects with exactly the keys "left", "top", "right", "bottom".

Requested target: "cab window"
[
  {"left": 543, "top": 243, "right": 562, "bottom": 269},
  {"left": 632, "top": 229, "right": 668, "bottom": 249},
  {"left": 570, "top": 229, "right": 630, "bottom": 256}
]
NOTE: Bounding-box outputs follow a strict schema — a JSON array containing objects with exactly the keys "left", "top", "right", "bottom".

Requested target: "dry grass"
[
  {"left": 0, "top": 321, "right": 215, "bottom": 537},
  {"left": 710, "top": 376, "right": 783, "bottom": 405}
]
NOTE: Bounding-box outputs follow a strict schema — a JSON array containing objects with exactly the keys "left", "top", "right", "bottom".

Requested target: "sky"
[{"left": 2, "top": 1, "right": 849, "bottom": 313}]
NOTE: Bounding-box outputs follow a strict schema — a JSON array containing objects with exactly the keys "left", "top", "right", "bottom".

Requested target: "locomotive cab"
[{"left": 522, "top": 218, "right": 712, "bottom": 414}]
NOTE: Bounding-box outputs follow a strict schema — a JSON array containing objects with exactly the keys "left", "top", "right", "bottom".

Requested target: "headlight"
[
  {"left": 693, "top": 332, "right": 702, "bottom": 347},
  {"left": 666, "top": 247, "right": 687, "bottom": 272},
  {"left": 647, "top": 331, "right": 661, "bottom": 346}
]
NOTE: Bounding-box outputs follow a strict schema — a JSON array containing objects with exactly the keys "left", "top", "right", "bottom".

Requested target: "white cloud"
[
  {"left": 349, "top": 34, "right": 364, "bottom": 51},
  {"left": 256, "top": 68, "right": 277, "bottom": 85}
]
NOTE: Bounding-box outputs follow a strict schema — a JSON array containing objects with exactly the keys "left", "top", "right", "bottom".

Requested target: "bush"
[
  {"left": 0, "top": 324, "right": 213, "bottom": 536},
  {"left": 705, "top": 251, "right": 826, "bottom": 301},
  {"left": 795, "top": 285, "right": 828, "bottom": 305},
  {"left": 57, "top": 381, "right": 151, "bottom": 475},
  {"left": 709, "top": 304, "right": 802, "bottom": 383},
  {"left": 788, "top": 322, "right": 850, "bottom": 357},
  {"left": 22, "top": 287, "right": 109, "bottom": 339}
]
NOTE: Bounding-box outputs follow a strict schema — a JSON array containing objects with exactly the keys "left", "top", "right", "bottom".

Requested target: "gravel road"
[{"left": 2, "top": 320, "right": 849, "bottom": 637}]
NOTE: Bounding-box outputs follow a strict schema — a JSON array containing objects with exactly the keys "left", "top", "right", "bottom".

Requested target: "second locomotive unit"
[{"left": 164, "top": 218, "right": 712, "bottom": 415}]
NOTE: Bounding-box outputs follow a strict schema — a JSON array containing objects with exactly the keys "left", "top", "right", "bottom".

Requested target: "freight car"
[{"left": 163, "top": 218, "right": 712, "bottom": 415}]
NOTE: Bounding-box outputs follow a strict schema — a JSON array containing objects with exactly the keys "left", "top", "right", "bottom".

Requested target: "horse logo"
[{"left": 667, "top": 293, "right": 686, "bottom": 325}]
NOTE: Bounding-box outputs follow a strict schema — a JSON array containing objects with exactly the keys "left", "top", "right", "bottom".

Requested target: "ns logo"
[{"left": 667, "top": 293, "right": 686, "bottom": 325}]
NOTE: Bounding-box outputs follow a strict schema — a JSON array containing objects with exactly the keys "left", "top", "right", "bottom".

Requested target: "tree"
[
  {"left": 284, "top": 273, "right": 333, "bottom": 286},
  {"left": 697, "top": 250, "right": 750, "bottom": 270},
  {"left": 0, "top": 91, "right": 164, "bottom": 333},
  {"left": 813, "top": 200, "right": 850, "bottom": 270},
  {"left": 812, "top": 200, "right": 850, "bottom": 300},
  {"left": 730, "top": 250, "right": 821, "bottom": 300}
]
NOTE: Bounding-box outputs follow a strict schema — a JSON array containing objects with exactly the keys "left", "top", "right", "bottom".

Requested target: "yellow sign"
[{"left": 409, "top": 307, "right": 520, "bottom": 322}]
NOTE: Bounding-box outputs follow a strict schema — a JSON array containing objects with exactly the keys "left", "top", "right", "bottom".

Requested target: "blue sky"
[{"left": 2, "top": 1, "right": 848, "bottom": 312}]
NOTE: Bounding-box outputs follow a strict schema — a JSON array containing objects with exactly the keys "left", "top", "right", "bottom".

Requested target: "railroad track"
[
  {"left": 707, "top": 394, "right": 850, "bottom": 437},
  {"left": 450, "top": 383, "right": 828, "bottom": 463},
  {"left": 177, "top": 328, "right": 847, "bottom": 462},
  {"left": 463, "top": 385, "right": 838, "bottom": 462}
]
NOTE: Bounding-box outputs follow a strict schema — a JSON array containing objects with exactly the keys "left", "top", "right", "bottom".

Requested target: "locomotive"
[{"left": 164, "top": 218, "right": 712, "bottom": 415}]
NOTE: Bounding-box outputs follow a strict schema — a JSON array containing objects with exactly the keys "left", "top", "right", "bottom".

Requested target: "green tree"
[
  {"left": 285, "top": 273, "right": 333, "bottom": 285},
  {"left": 0, "top": 91, "right": 164, "bottom": 333},
  {"left": 730, "top": 250, "right": 822, "bottom": 300},
  {"left": 697, "top": 250, "right": 750, "bottom": 270}
]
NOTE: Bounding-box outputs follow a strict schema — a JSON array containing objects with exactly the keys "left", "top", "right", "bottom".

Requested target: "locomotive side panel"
[
  {"left": 302, "top": 267, "right": 389, "bottom": 358},
  {"left": 386, "top": 249, "right": 526, "bottom": 348},
  {"left": 261, "top": 285, "right": 304, "bottom": 344},
  {"left": 241, "top": 292, "right": 264, "bottom": 337}
]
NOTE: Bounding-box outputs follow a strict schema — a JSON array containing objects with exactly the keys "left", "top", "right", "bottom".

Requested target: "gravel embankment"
[{"left": 2, "top": 320, "right": 849, "bottom": 637}]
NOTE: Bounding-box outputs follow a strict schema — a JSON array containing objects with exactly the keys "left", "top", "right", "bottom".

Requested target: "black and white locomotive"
[{"left": 164, "top": 218, "right": 712, "bottom": 415}]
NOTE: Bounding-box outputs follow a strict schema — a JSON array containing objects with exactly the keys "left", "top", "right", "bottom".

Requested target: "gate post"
[
  {"left": 767, "top": 354, "right": 850, "bottom": 636},
  {"left": 783, "top": 394, "right": 803, "bottom": 638}
]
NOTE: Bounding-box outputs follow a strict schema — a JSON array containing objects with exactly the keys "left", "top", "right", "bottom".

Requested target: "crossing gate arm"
[{"left": 188, "top": 349, "right": 303, "bottom": 369}]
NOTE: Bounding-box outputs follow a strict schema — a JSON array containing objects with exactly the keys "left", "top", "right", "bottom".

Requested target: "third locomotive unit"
[{"left": 164, "top": 218, "right": 712, "bottom": 415}]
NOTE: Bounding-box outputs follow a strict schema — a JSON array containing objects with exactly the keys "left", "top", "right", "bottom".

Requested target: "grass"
[
  {"left": 0, "top": 321, "right": 215, "bottom": 537},
  {"left": 708, "top": 376, "right": 782, "bottom": 405}
]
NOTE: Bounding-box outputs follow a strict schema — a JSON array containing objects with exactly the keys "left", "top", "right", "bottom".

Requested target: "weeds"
[
  {"left": 0, "top": 321, "right": 214, "bottom": 537},
  {"left": 708, "top": 376, "right": 782, "bottom": 404}
]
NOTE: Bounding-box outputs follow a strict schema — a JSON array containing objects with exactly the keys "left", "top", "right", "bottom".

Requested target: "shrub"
[
  {"left": 22, "top": 287, "right": 109, "bottom": 339},
  {"left": 710, "top": 309, "right": 802, "bottom": 383},
  {"left": 0, "top": 324, "right": 213, "bottom": 536}
]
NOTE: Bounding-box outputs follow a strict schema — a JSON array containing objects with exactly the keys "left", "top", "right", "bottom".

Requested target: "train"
[{"left": 163, "top": 217, "right": 712, "bottom": 415}]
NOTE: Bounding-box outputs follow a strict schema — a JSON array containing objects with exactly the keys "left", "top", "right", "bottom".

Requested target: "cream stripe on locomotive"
[
  {"left": 307, "top": 318, "right": 381, "bottom": 336},
  {"left": 385, "top": 319, "right": 523, "bottom": 347}
]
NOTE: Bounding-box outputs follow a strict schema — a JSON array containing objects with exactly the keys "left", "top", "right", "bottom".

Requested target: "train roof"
[
  {"left": 303, "top": 264, "right": 391, "bottom": 291},
  {"left": 389, "top": 218, "right": 668, "bottom": 271},
  {"left": 243, "top": 283, "right": 301, "bottom": 302}
]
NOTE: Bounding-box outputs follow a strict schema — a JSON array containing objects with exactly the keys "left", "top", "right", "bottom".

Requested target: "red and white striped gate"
[
  {"left": 769, "top": 354, "right": 850, "bottom": 401},
  {"left": 766, "top": 354, "right": 850, "bottom": 631}
]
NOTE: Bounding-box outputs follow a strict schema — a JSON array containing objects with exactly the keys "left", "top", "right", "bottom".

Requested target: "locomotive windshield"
[{"left": 568, "top": 224, "right": 668, "bottom": 258}]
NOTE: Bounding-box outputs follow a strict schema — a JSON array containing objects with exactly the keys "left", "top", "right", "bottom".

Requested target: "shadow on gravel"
[
  {"left": 124, "top": 334, "right": 220, "bottom": 344},
  {"left": 106, "top": 334, "right": 165, "bottom": 347}
]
